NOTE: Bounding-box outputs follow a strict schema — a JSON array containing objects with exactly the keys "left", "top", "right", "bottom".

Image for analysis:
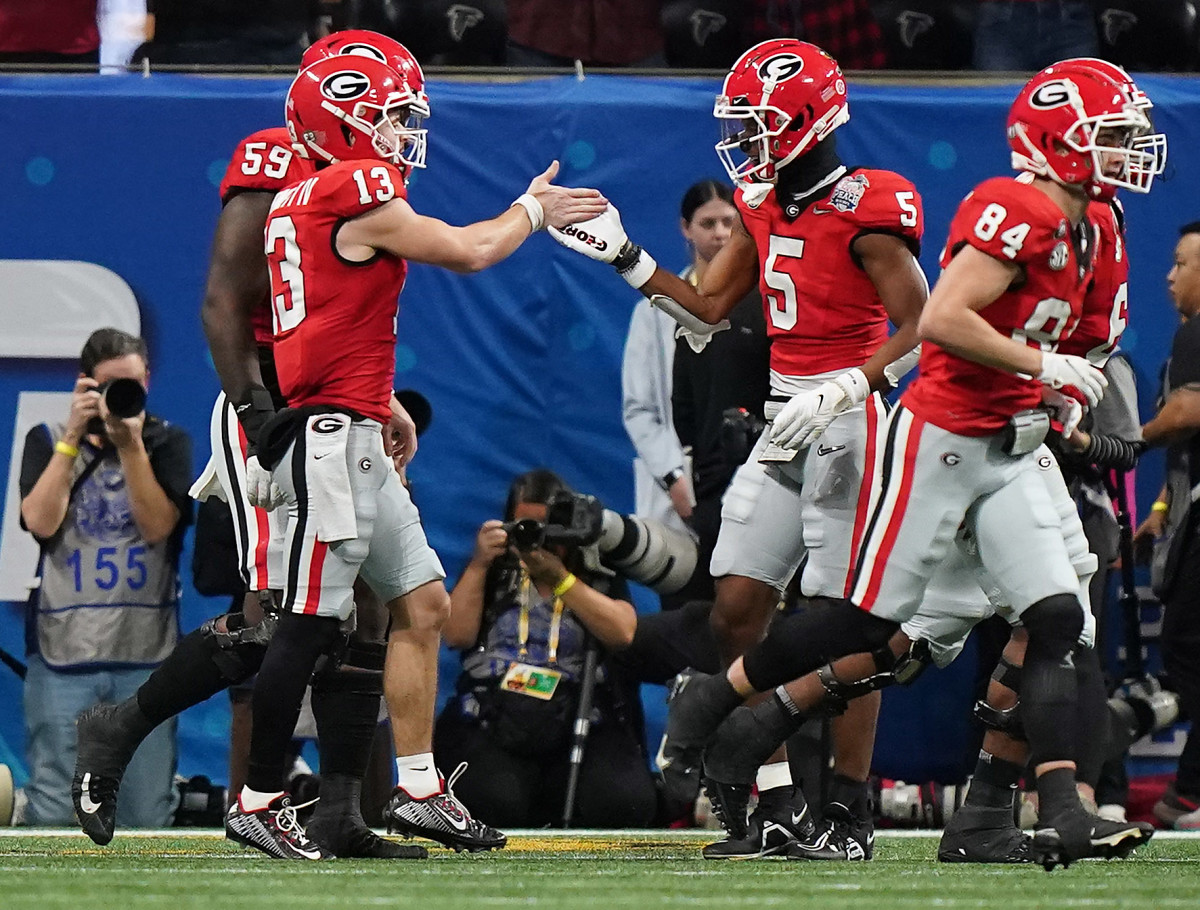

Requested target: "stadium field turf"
[{"left": 2, "top": 830, "right": 1198, "bottom": 909}]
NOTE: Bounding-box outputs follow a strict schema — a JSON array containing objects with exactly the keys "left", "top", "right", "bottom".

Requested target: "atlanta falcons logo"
[
  {"left": 1100, "top": 9, "right": 1138, "bottom": 46},
  {"left": 446, "top": 4, "right": 484, "bottom": 42},
  {"left": 757, "top": 53, "right": 806, "bottom": 84},
  {"left": 689, "top": 10, "right": 727, "bottom": 47},
  {"left": 897, "top": 11, "right": 934, "bottom": 49}
]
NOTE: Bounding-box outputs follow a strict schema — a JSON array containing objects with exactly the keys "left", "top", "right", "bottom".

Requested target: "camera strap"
[{"left": 517, "top": 572, "right": 565, "bottom": 665}]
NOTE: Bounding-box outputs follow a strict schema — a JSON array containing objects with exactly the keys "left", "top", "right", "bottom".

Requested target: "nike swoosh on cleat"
[
  {"left": 79, "top": 773, "right": 103, "bottom": 815},
  {"left": 791, "top": 812, "right": 806, "bottom": 826}
]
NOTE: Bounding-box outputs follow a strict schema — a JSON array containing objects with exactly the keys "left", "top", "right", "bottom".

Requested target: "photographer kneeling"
[{"left": 436, "top": 469, "right": 657, "bottom": 828}]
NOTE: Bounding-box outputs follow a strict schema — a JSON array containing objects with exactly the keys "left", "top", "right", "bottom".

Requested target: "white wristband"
[
  {"left": 511, "top": 193, "right": 544, "bottom": 232},
  {"left": 619, "top": 249, "right": 657, "bottom": 289}
]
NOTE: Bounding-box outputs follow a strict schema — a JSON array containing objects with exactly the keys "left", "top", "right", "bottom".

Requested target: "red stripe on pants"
[{"left": 859, "top": 413, "right": 925, "bottom": 610}]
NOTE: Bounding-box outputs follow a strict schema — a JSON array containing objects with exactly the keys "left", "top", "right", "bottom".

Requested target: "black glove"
[{"left": 233, "top": 385, "right": 276, "bottom": 454}]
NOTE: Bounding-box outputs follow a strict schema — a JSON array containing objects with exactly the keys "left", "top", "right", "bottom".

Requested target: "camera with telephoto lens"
[
  {"left": 86, "top": 377, "right": 147, "bottom": 435},
  {"left": 502, "top": 491, "right": 604, "bottom": 552}
]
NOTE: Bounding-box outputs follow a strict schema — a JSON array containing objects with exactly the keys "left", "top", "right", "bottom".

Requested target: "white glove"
[
  {"left": 650, "top": 295, "right": 730, "bottom": 353},
  {"left": 1038, "top": 352, "right": 1108, "bottom": 407},
  {"left": 770, "top": 368, "right": 870, "bottom": 450},
  {"left": 245, "top": 454, "right": 285, "bottom": 511},
  {"left": 549, "top": 205, "right": 627, "bottom": 263},
  {"left": 1042, "top": 387, "right": 1084, "bottom": 438},
  {"left": 550, "top": 204, "right": 657, "bottom": 287}
]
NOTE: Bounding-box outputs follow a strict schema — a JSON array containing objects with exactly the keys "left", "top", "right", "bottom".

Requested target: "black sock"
[
  {"left": 309, "top": 663, "right": 383, "bottom": 818},
  {"left": 1036, "top": 766, "right": 1083, "bottom": 825},
  {"left": 964, "top": 750, "right": 1023, "bottom": 810},
  {"left": 1072, "top": 645, "right": 1108, "bottom": 789},
  {"left": 830, "top": 774, "right": 870, "bottom": 818},
  {"left": 136, "top": 626, "right": 259, "bottom": 728},
  {"left": 246, "top": 612, "right": 342, "bottom": 794},
  {"left": 308, "top": 773, "right": 366, "bottom": 828}
]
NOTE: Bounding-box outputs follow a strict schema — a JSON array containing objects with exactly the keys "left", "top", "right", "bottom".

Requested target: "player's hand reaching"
[
  {"left": 522, "top": 160, "right": 608, "bottom": 231},
  {"left": 384, "top": 394, "right": 418, "bottom": 473},
  {"left": 1038, "top": 352, "right": 1107, "bottom": 407},
  {"left": 770, "top": 369, "right": 869, "bottom": 450}
]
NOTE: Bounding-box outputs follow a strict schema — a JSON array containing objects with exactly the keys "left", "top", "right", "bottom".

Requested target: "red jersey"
[
  {"left": 1062, "top": 200, "right": 1128, "bottom": 365},
  {"left": 903, "top": 177, "right": 1094, "bottom": 436},
  {"left": 266, "top": 161, "right": 409, "bottom": 425},
  {"left": 737, "top": 168, "right": 923, "bottom": 378},
  {"left": 218, "top": 128, "right": 317, "bottom": 347}
]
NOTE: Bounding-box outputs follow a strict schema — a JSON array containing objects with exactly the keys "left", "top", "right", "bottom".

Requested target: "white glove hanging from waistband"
[{"left": 649, "top": 295, "right": 731, "bottom": 353}]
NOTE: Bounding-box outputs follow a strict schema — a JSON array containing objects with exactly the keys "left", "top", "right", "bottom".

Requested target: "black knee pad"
[
  {"left": 743, "top": 599, "right": 899, "bottom": 693},
  {"left": 1020, "top": 594, "right": 1084, "bottom": 663},
  {"left": 199, "top": 611, "right": 277, "bottom": 684}
]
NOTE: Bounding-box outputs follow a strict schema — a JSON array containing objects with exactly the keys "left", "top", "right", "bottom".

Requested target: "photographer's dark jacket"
[{"left": 20, "top": 418, "right": 193, "bottom": 669}]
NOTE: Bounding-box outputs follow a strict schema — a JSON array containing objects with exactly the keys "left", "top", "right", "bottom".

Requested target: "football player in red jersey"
[
  {"left": 70, "top": 31, "right": 440, "bottom": 859},
  {"left": 220, "top": 53, "right": 606, "bottom": 861},
  {"left": 651, "top": 65, "right": 1162, "bottom": 869},
  {"left": 551, "top": 39, "right": 929, "bottom": 859}
]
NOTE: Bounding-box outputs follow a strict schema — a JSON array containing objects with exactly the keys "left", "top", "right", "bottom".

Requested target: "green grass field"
[{"left": 2, "top": 830, "right": 1198, "bottom": 910}]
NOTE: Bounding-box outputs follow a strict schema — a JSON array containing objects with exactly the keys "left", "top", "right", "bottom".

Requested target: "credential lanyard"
[{"left": 517, "top": 572, "right": 564, "bottom": 665}]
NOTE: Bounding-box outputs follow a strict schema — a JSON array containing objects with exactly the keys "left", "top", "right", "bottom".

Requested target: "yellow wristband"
[
  {"left": 552, "top": 573, "right": 578, "bottom": 598},
  {"left": 1152, "top": 500, "right": 1169, "bottom": 514},
  {"left": 54, "top": 440, "right": 80, "bottom": 459}
]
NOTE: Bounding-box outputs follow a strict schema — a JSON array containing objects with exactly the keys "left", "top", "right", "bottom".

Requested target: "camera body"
[
  {"left": 86, "top": 377, "right": 147, "bottom": 435},
  {"left": 502, "top": 491, "right": 604, "bottom": 552}
]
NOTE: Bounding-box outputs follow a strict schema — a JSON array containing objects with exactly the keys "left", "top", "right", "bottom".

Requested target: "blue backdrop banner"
[{"left": 1, "top": 73, "right": 1198, "bottom": 788}]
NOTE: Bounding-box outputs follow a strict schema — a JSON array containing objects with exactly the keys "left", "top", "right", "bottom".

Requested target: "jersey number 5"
[
  {"left": 266, "top": 215, "right": 307, "bottom": 334},
  {"left": 764, "top": 235, "right": 805, "bottom": 330}
]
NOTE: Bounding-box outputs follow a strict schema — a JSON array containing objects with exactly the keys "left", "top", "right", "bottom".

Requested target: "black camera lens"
[
  {"left": 503, "top": 518, "right": 545, "bottom": 551},
  {"left": 101, "top": 378, "right": 147, "bottom": 419}
]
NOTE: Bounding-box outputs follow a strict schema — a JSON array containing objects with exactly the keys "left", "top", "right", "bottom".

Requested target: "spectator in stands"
[
  {"left": 436, "top": 469, "right": 657, "bottom": 827},
  {"left": 19, "top": 328, "right": 192, "bottom": 827},
  {"left": 1137, "top": 221, "right": 1200, "bottom": 830},
  {"left": 745, "top": 0, "right": 887, "bottom": 70},
  {"left": 669, "top": 180, "right": 770, "bottom": 607},
  {"left": 132, "top": 0, "right": 313, "bottom": 66},
  {"left": 973, "top": 1, "right": 1099, "bottom": 71},
  {"left": 0, "top": 0, "right": 99, "bottom": 68},
  {"left": 506, "top": 0, "right": 666, "bottom": 66}
]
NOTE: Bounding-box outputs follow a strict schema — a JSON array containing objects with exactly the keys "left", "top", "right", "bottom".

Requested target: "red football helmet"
[
  {"left": 1036, "top": 57, "right": 1166, "bottom": 196},
  {"left": 714, "top": 39, "right": 849, "bottom": 184},
  {"left": 1008, "top": 67, "right": 1155, "bottom": 195},
  {"left": 286, "top": 55, "right": 429, "bottom": 177},
  {"left": 301, "top": 29, "right": 427, "bottom": 99}
]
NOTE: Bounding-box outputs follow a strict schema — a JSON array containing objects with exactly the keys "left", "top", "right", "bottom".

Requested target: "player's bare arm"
[
  {"left": 918, "top": 245, "right": 1039, "bottom": 374},
  {"left": 338, "top": 162, "right": 606, "bottom": 272},
  {"left": 200, "top": 191, "right": 274, "bottom": 402},
  {"left": 641, "top": 223, "right": 760, "bottom": 324},
  {"left": 853, "top": 232, "right": 927, "bottom": 391}
]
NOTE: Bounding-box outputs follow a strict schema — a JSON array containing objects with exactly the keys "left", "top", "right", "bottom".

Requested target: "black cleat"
[
  {"left": 702, "top": 777, "right": 753, "bottom": 845},
  {"left": 72, "top": 704, "right": 140, "bottom": 845},
  {"left": 702, "top": 787, "right": 821, "bottom": 860},
  {"left": 305, "top": 814, "right": 428, "bottom": 859},
  {"left": 225, "top": 795, "right": 330, "bottom": 860},
  {"left": 937, "top": 804, "right": 1033, "bottom": 864},
  {"left": 1031, "top": 814, "right": 1154, "bottom": 871},
  {"left": 786, "top": 802, "right": 874, "bottom": 861},
  {"left": 384, "top": 763, "right": 506, "bottom": 853}
]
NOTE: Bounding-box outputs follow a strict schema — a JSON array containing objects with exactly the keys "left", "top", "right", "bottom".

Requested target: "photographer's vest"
[{"left": 31, "top": 423, "right": 178, "bottom": 669}]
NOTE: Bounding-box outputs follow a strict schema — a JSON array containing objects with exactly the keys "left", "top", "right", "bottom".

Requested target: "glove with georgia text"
[
  {"left": 770, "top": 369, "right": 870, "bottom": 451},
  {"left": 549, "top": 204, "right": 658, "bottom": 288}
]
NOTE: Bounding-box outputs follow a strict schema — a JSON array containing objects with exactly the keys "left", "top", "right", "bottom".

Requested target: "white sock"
[
  {"left": 756, "top": 761, "right": 793, "bottom": 794},
  {"left": 395, "top": 752, "right": 440, "bottom": 798},
  {"left": 239, "top": 786, "right": 284, "bottom": 812}
]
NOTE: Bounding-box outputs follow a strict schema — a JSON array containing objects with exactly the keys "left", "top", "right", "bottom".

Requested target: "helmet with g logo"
[
  {"left": 1007, "top": 67, "right": 1154, "bottom": 195},
  {"left": 714, "top": 39, "right": 849, "bottom": 184},
  {"left": 286, "top": 54, "right": 429, "bottom": 178}
]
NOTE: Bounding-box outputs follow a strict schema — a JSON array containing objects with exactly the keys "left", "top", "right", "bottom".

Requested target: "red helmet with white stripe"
[{"left": 714, "top": 39, "right": 849, "bottom": 185}]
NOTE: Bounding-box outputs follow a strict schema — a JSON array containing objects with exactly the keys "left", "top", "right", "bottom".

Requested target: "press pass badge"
[{"left": 502, "top": 661, "right": 563, "bottom": 700}]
